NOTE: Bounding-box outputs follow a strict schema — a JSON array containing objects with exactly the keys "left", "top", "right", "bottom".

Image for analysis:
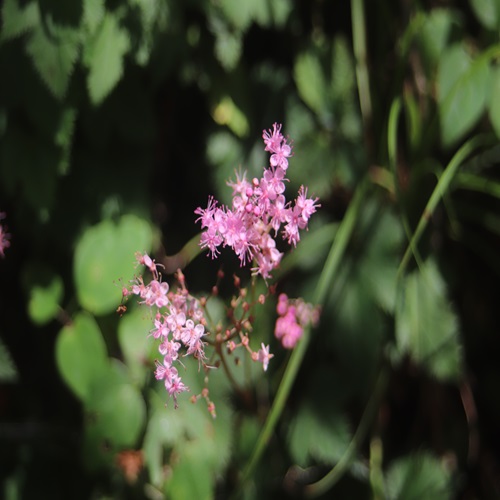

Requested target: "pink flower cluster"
[
  {"left": 128, "top": 252, "right": 207, "bottom": 408},
  {"left": 0, "top": 213, "right": 10, "bottom": 258},
  {"left": 126, "top": 254, "right": 274, "bottom": 411},
  {"left": 275, "top": 293, "right": 320, "bottom": 349},
  {"left": 195, "top": 123, "right": 319, "bottom": 278}
]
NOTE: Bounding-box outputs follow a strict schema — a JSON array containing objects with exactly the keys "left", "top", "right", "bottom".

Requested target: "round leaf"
[
  {"left": 74, "top": 214, "right": 153, "bottom": 315},
  {"left": 86, "top": 361, "right": 146, "bottom": 447},
  {"left": 56, "top": 312, "right": 108, "bottom": 402}
]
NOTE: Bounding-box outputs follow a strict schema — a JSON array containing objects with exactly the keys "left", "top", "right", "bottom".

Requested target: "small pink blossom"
[
  {"left": 274, "top": 294, "right": 320, "bottom": 349},
  {"left": 257, "top": 343, "right": 273, "bottom": 372},
  {"left": 0, "top": 213, "right": 10, "bottom": 258},
  {"left": 196, "top": 124, "right": 319, "bottom": 279}
]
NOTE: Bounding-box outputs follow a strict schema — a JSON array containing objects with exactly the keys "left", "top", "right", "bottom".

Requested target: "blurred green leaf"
[
  {"left": 82, "top": 0, "right": 105, "bottom": 34},
  {"left": 0, "top": 337, "right": 18, "bottom": 382},
  {"left": 288, "top": 402, "right": 351, "bottom": 467},
  {"left": 56, "top": 312, "right": 108, "bottom": 402},
  {"left": 38, "top": 0, "right": 83, "bottom": 27},
  {"left": 395, "top": 259, "right": 463, "bottom": 381},
  {"left": 417, "top": 9, "right": 458, "bottom": 72},
  {"left": 85, "top": 12, "right": 130, "bottom": 105},
  {"left": 219, "top": 0, "right": 254, "bottom": 30},
  {"left": 74, "top": 214, "right": 153, "bottom": 315},
  {"left": 214, "top": 29, "right": 242, "bottom": 71},
  {"left": 1, "top": 0, "right": 40, "bottom": 41},
  {"left": 386, "top": 452, "right": 452, "bottom": 500},
  {"left": 117, "top": 305, "right": 154, "bottom": 385},
  {"left": 488, "top": 66, "right": 500, "bottom": 139},
  {"left": 212, "top": 96, "right": 250, "bottom": 137},
  {"left": 165, "top": 444, "right": 213, "bottom": 500},
  {"left": 86, "top": 360, "right": 146, "bottom": 448},
  {"left": 55, "top": 107, "right": 77, "bottom": 174},
  {"left": 25, "top": 24, "right": 79, "bottom": 100},
  {"left": 294, "top": 51, "right": 328, "bottom": 116},
  {"left": 23, "top": 262, "right": 64, "bottom": 325},
  {"left": 470, "top": 0, "right": 500, "bottom": 30},
  {"left": 438, "top": 44, "right": 490, "bottom": 147}
]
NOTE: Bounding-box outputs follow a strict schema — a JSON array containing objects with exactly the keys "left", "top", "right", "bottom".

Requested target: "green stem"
[
  {"left": 387, "top": 97, "right": 423, "bottom": 270},
  {"left": 304, "top": 367, "right": 388, "bottom": 497},
  {"left": 397, "top": 134, "right": 491, "bottom": 279},
  {"left": 236, "top": 178, "right": 370, "bottom": 493},
  {"left": 162, "top": 232, "right": 203, "bottom": 273},
  {"left": 352, "top": 0, "right": 372, "bottom": 136}
]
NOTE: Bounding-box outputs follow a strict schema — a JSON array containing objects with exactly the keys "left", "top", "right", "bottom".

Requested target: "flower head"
[{"left": 195, "top": 124, "right": 319, "bottom": 279}]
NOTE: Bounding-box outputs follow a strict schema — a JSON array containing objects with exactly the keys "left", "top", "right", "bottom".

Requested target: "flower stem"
[{"left": 236, "top": 177, "right": 370, "bottom": 493}]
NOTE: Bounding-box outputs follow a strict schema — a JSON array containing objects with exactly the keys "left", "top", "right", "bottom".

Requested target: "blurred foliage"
[{"left": 1, "top": 0, "right": 500, "bottom": 499}]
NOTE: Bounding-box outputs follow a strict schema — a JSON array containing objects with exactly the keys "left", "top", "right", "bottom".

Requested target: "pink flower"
[
  {"left": 257, "top": 343, "right": 273, "bottom": 372},
  {"left": 195, "top": 124, "right": 318, "bottom": 279},
  {"left": 274, "top": 294, "right": 320, "bottom": 349},
  {"left": 262, "top": 123, "right": 293, "bottom": 170},
  {"left": 0, "top": 213, "right": 10, "bottom": 258}
]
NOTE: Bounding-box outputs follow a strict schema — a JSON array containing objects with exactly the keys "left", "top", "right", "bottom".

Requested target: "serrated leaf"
[
  {"left": 294, "top": 51, "right": 328, "bottom": 116},
  {"left": 1, "top": 0, "right": 40, "bottom": 41},
  {"left": 395, "top": 259, "right": 462, "bottom": 381},
  {"left": 437, "top": 44, "right": 490, "bottom": 147},
  {"left": 470, "top": 0, "right": 500, "bottom": 30},
  {"left": 86, "top": 361, "right": 146, "bottom": 447},
  {"left": 25, "top": 24, "right": 79, "bottom": 100},
  {"left": 74, "top": 214, "right": 153, "bottom": 315},
  {"left": 56, "top": 312, "right": 108, "bottom": 402},
  {"left": 85, "top": 13, "right": 130, "bottom": 105},
  {"left": 386, "top": 452, "right": 452, "bottom": 500}
]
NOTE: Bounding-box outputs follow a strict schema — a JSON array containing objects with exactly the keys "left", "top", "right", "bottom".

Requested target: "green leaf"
[
  {"left": 86, "top": 360, "right": 146, "bottom": 448},
  {"left": 417, "top": 9, "right": 458, "bottom": 71},
  {"left": 1, "top": 0, "right": 40, "bottom": 41},
  {"left": 23, "top": 262, "right": 64, "bottom": 325},
  {"left": 395, "top": 259, "right": 463, "bottom": 381},
  {"left": 211, "top": 96, "right": 249, "bottom": 137},
  {"left": 82, "top": 0, "right": 105, "bottom": 34},
  {"left": 437, "top": 44, "right": 490, "bottom": 147},
  {"left": 25, "top": 24, "right": 79, "bottom": 100},
  {"left": 489, "top": 66, "right": 500, "bottom": 138},
  {"left": 470, "top": 0, "right": 500, "bottom": 30},
  {"left": 288, "top": 403, "right": 351, "bottom": 467},
  {"left": 294, "top": 51, "right": 328, "bottom": 116},
  {"left": 165, "top": 444, "right": 213, "bottom": 500},
  {"left": 74, "top": 214, "right": 153, "bottom": 315},
  {"left": 214, "top": 29, "right": 242, "bottom": 71},
  {"left": 219, "top": 0, "right": 255, "bottom": 30},
  {"left": 56, "top": 312, "right": 108, "bottom": 402},
  {"left": 55, "top": 107, "right": 77, "bottom": 174},
  {"left": 38, "top": 0, "right": 83, "bottom": 27},
  {"left": 117, "top": 306, "right": 154, "bottom": 385},
  {"left": 386, "top": 452, "right": 452, "bottom": 500},
  {"left": 85, "top": 12, "right": 130, "bottom": 105},
  {"left": 0, "top": 337, "right": 18, "bottom": 382}
]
